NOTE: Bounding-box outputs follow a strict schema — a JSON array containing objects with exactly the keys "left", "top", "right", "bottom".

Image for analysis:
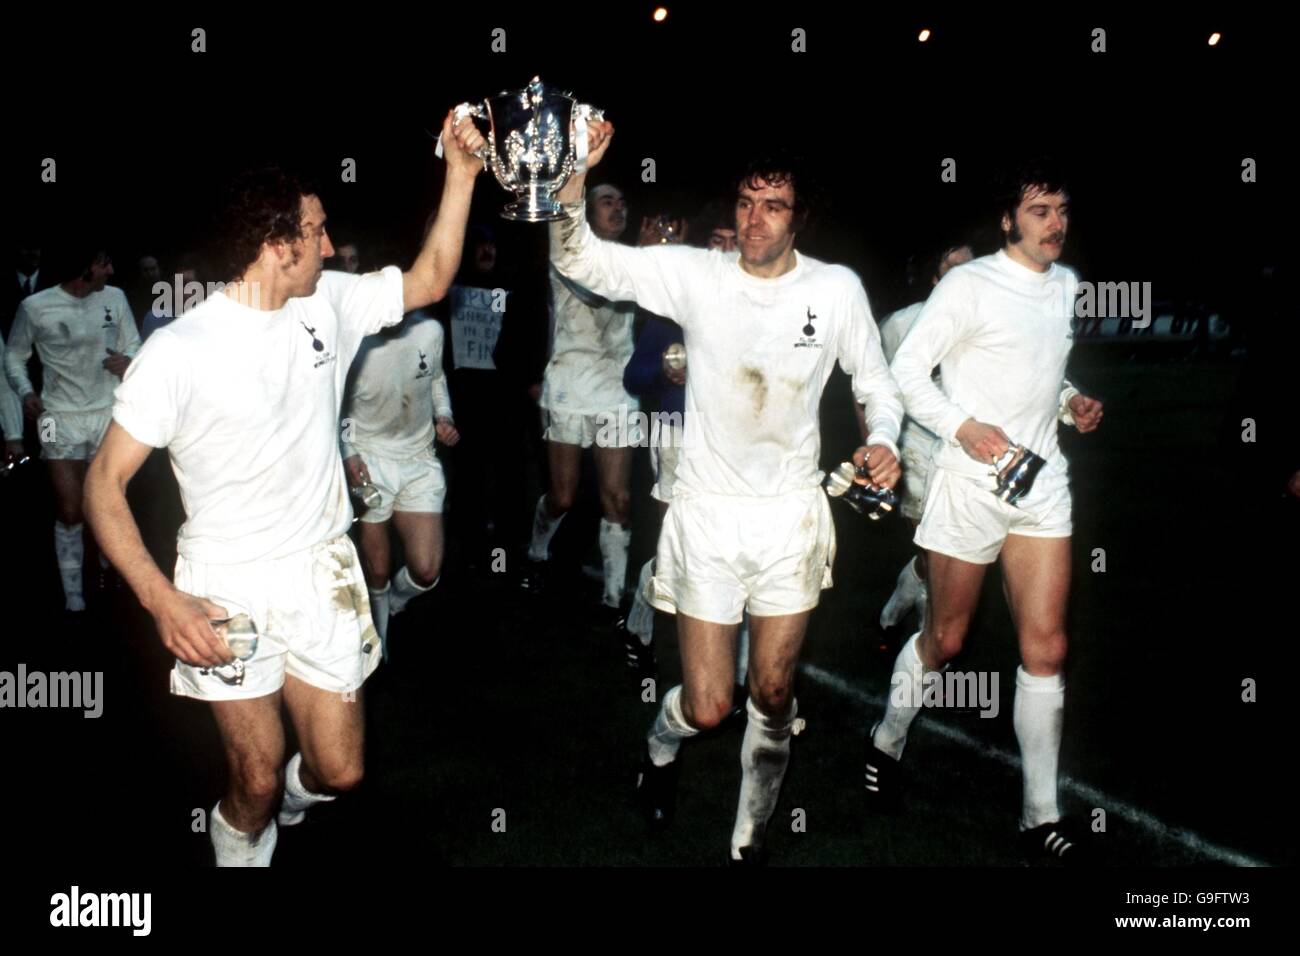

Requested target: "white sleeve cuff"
[
  {"left": 1058, "top": 385, "right": 1082, "bottom": 426},
  {"left": 939, "top": 407, "right": 972, "bottom": 445},
  {"left": 865, "top": 434, "right": 900, "bottom": 461}
]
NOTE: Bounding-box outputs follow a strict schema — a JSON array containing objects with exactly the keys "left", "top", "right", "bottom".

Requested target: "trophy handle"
[
  {"left": 572, "top": 103, "right": 604, "bottom": 174},
  {"left": 435, "top": 102, "right": 490, "bottom": 160},
  {"left": 990, "top": 442, "right": 1023, "bottom": 477}
]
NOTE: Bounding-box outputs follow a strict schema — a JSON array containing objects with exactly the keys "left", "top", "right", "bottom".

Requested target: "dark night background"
[
  {"left": 0, "top": 3, "right": 1293, "bottom": 935},
  {"left": 1, "top": 7, "right": 1283, "bottom": 315}
]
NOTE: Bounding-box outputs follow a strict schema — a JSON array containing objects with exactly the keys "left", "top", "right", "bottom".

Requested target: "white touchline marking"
[{"left": 799, "top": 662, "right": 1268, "bottom": 867}]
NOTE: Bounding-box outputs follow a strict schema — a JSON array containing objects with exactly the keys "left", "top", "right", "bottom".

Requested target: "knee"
[
  {"left": 682, "top": 691, "right": 732, "bottom": 732},
  {"left": 1021, "top": 628, "right": 1068, "bottom": 674},
  {"left": 924, "top": 617, "right": 969, "bottom": 664},
  {"left": 56, "top": 504, "right": 84, "bottom": 527},
  {"left": 408, "top": 557, "right": 441, "bottom": 588},
  {"left": 314, "top": 758, "right": 365, "bottom": 795},
  {"left": 602, "top": 490, "right": 630, "bottom": 524},
  {"left": 361, "top": 551, "right": 390, "bottom": 587},
  {"left": 233, "top": 763, "right": 283, "bottom": 808},
  {"left": 548, "top": 487, "right": 576, "bottom": 516},
  {"left": 750, "top": 682, "right": 794, "bottom": 720},
  {"left": 362, "top": 563, "right": 388, "bottom": 590}
]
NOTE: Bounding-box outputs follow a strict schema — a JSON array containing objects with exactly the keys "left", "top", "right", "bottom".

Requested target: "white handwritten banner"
[{"left": 449, "top": 285, "right": 503, "bottom": 370}]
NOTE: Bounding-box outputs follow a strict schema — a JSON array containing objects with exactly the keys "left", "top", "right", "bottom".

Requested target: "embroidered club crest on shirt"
[
  {"left": 794, "top": 306, "right": 823, "bottom": 349},
  {"left": 300, "top": 321, "right": 336, "bottom": 369},
  {"left": 301, "top": 322, "right": 325, "bottom": 352},
  {"left": 415, "top": 349, "right": 433, "bottom": 379}
]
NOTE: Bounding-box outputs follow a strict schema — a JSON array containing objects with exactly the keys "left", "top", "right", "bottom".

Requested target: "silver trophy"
[
  {"left": 654, "top": 214, "right": 680, "bottom": 244},
  {"left": 199, "top": 612, "right": 259, "bottom": 687},
  {"left": 824, "top": 461, "right": 897, "bottom": 521},
  {"left": 442, "top": 77, "right": 603, "bottom": 222},
  {"left": 990, "top": 443, "right": 1046, "bottom": 506},
  {"left": 351, "top": 482, "right": 382, "bottom": 510},
  {"left": 1, "top": 453, "right": 30, "bottom": 478}
]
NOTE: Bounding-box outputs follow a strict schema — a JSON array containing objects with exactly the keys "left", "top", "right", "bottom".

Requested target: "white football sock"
[
  {"left": 730, "top": 696, "right": 797, "bottom": 859},
  {"left": 647, "top": 685, "right": 699, "bottom": 767},
  {"left": 210, "top": 801, "right": 278, "bottom": 867},
  {"left": 873, "top": 631, "right": 926, "bottom": 759},
  {"left": 53, "top": 521, "right": 85, "bottom": 611},
  {"left": 368, "top": 585, "right": 391, "bottom": 659},
  {"left": 626, "top": 558, "right": 656, "bottom": 645},
  {"left": 278, "top": 752, "right": 337, "bottom": 827},
  {"left": 880, "top": 556, "right": 924, "bottom": 629},
  {"left": 389, "top": 566, "right": 436, "bottom": 616},
  {"left": 735, "top": 615, "right": 751, "bottom": 686},
  {"left": 598, "top": 518, "right": 631, "bottom": 609},
  {"left": 1014, "top": 666, "right": 1065, "bottom": 829},
  {"left": 527, "top": 495, "right": 565, "bottom": 562}
]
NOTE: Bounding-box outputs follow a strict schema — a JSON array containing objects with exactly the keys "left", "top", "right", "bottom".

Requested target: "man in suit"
[{"left": 5, "top": 241, "right": 53, "bottom": 339}]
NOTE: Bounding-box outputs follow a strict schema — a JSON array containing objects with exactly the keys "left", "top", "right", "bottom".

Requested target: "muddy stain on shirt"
[{"left": 739, "top": 366, "right": 767, "bottom": 417}]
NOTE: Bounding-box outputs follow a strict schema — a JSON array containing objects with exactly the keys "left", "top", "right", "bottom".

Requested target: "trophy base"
[{"left": 499, "top": 199, "right": 567, "bottom": 222}]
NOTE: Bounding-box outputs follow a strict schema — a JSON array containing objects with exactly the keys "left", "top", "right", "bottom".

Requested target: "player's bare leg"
[
  {"left": 356, "top": 517, "right": 392, "bottom": 641},
  {"left": 676, "top": 614, "right": 741, "bottom": 730},
  {"left": 389, "top": 509, "right": 442, "bottom": 620},
  {"left": 282, "top": 674, "right": 366, "bottom": 792},
  {"left": 1000, "top": 533, "right": 1071, "bottom": 831},
  {"left": 915, "top": 551, "right": 986, "bottom": 671},
  {"left": 50, "top": 459, "right": 90, "bottom": 611},
  {"left": 648, "top": 613, "right": 739, "bottom": 769},
  {"left": 874, "top": 550, "right": 985, "bottom": 757},
  {"left": 730, "top": 610, "right": 809, "bottom": 862},
  {"left": 592, "top": 442, "right": 632, "bottom": 609},
  {"left": 392, "top": 510, "right": 443, "bottom": 584},
  {"left": 638, "top": 614, "right": 737, "bottom": 831},
  {"left": 525, "top": 440, "right": 582, "bottom": 574},
  {"left": 623, "top": 494, "right": 671, "bottom": 672},
  {"left": 49, "top": 459, "right": 87, "bottom": 525},
  {"left": 356, "top": 519, "right": 392, "bottom": 588},
  {"left": 208, "top": 692, "right": 286, "bottom": 866},
  {"left": 867, "top": 550, "right": 986, "bottom": 808},
  {"left": 276, "top": 675, "right": 366, "bottom": 836}
]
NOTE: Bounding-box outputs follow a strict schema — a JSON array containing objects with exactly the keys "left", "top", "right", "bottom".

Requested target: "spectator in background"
[
  {"left": 489, "top": 228, "right": 551, "bottom": 559},
  {"left": 131, "top": 254, "right": 164, "bottom": 320},
  {"left": 438, "top": 223, "right": 544, "bottom": 569},
  {"left": 139, "top": 253, "right": 202, "bottom": 342},
  {"left": 6, "top": 240, "right": 52, "bottom": 339},
  {"left": 330, "top": 235, "right": 363, "bottom": 274}
]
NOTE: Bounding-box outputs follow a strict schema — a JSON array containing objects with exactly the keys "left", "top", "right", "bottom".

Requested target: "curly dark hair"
[
  {"left": 690, "top": 198, "right": 735, "bottom": 247},
  {"left": 993, "top": 158, "right": 1070, "bottom": 245},
  {"left": 733, "top": 154, "right": 820, "bottom": 234},
  {"left": 212, "top": 166, "right": 317, "bottom": 282},
  {"left": 47, "top": 244, "right": 109, "bottom": 283},
  {"left": 43, "top": 216, "right": 110, "bottom": 282}
]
